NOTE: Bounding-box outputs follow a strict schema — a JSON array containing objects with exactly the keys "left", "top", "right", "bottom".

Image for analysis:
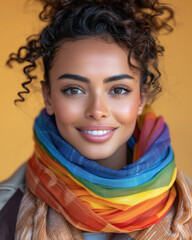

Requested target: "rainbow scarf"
[{"left": 26, "top": 107, "right": 177, "bottom": 232}]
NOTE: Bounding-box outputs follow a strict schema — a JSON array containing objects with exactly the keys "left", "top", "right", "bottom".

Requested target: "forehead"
[
  {"left": 57, "top": 37, "right": 128, "bottom": 56},
  {"left": 50, "top": 37, "right": 140, "bottom": 78}
]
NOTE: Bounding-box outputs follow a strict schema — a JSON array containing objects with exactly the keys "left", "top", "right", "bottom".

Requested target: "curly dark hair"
[{"left": 7, "top": 0, "right": 174, "bottom": 104}]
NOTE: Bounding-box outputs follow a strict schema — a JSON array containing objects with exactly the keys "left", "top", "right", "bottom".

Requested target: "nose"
[{"left": 85, "top": 93, "right": 109, "bottom": 120}]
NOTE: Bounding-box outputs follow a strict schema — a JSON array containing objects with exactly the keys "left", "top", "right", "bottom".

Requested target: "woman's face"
[{"left": 43, "top": 37, "right": 146, "bottom": 162}]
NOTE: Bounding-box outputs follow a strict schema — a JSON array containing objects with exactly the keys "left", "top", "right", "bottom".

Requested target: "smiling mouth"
[
  {"left": 76, "top": 127, "right": 117, "bottom": 143},
  {"left": 79, "top": 129, "right": 113, "bottom": 136}
]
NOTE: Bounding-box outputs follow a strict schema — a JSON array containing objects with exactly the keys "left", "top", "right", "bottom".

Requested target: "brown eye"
[
  {"left": 110, "top": 86, "right": 132, "bottom": 96},
  {"left": 70, "top": 88, "right": 79, "bottom": 94},
  {"left": 114, "top": 88, "right": 124, "bottom": 94},
  {"left": 61, "top": 87, "right": 84, "bottom": 96}
]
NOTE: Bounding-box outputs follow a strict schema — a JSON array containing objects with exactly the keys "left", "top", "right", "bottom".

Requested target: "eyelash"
[
  {"left": 61, "top": 85, "right": 85, "bottom": 96},
  {"left": 110, "top": 85, "right": 133, "bottom": 96},
  {"left": 60, "top": 85, "right": 133, "bottom": 96}
]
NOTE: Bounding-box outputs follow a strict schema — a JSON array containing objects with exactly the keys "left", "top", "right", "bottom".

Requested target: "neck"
[{"left": 96, "top": 143, "right": 131, "bottom": 170}]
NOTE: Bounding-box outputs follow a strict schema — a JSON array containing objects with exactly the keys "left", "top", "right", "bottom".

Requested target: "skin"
[{"left": 42, "top": 37, "right": 146, "bottom": 169}]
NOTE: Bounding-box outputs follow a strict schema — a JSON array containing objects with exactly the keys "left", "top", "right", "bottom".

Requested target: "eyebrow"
[{"left": 57, "top": 73, "right": 134, "bottom": 83}]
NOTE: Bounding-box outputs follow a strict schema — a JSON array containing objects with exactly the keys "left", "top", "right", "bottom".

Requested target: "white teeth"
[{"left": 83, "top": 130, "right": 111, "bottom": 135}]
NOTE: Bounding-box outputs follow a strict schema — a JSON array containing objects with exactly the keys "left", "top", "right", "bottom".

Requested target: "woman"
[{"left": 0, "top": 0, "right": 192, "bottom": 239}]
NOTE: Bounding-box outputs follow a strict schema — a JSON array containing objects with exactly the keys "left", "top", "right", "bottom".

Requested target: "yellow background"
[{"left": 0, "top": 0, "right": 192, "bottom": 181}]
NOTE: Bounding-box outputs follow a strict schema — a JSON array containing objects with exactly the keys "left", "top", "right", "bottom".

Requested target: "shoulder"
[
  {"left": 177, "top": 170, "right": 192, "bottom": 193},
  {"left": 183, "top": 173, "right": 192, "bottom": 186},
  {"left": 0, "top": 162, "right": 26, "bottom": 211},
  {"left": 0, "top": 163, "right": 26, "bottom": 239}
]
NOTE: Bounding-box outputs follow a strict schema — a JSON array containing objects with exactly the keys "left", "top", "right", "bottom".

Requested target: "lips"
[
  {"left": 76, "top": 126, "right": 117, "bottom": 143},
  {"left": 77, "top": 126, "right": 116, "bottom": 131}
]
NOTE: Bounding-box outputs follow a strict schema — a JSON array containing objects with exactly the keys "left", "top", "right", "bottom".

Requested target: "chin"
[{"left": 80, "top": 149, "right": 115, "bottom": 161}]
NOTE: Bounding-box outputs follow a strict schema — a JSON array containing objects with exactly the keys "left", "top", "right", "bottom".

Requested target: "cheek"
[
  {"left": 112, "top": 94, "right": 141, "bottom": 124},
  {"left": 51, "top": 95, "right": 83, "bottom": 126},
  {"left": 115, "top": 105, "right": 139, "bottom": 127}
]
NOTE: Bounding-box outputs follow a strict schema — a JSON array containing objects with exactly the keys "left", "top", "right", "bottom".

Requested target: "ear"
[
  {"left": 138, "top": 84, "right": 148, "bottom": 115},
  {"left": 41, "top": 81, "right": 54, "bottom": 115}
]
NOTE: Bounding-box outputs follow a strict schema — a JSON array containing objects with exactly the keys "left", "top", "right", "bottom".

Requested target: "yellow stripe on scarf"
[{"left": 63, "top": 165, "right": 177, "bottom": 207}]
